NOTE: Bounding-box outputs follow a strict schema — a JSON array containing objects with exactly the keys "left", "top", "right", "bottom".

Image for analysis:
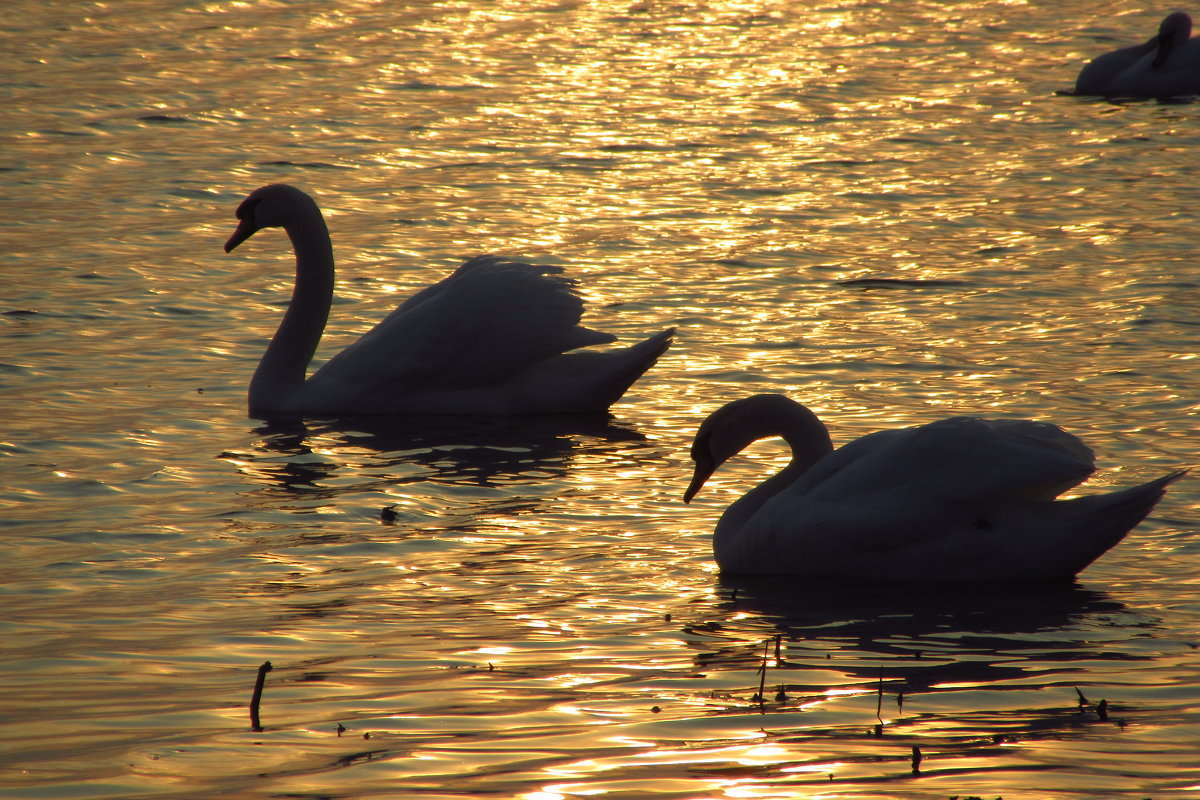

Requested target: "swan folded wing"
[
  {"left": 725, "top": 490, "right": 961, "bottom": 575},
  {"left": 1075, "top": 44, "right": 1154, "bottom": 94},
  {"left": 308, "top": 256, "right": 616, "bottom": 395},
  {"left": 788, "top": 417, "right": 1095, "bottom": 510}
]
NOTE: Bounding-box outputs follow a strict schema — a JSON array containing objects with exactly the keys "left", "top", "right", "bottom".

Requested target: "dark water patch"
[
  {"left": 716, "top": 186, "right": 797, "bottom": 199},
  {"left": 270, "top": 54, "right": 337, "bottom": 63},
  {"left": 137, "top": 114, "right": 196, "bottom": 123},
  {"left": 153, "top": 305, "right": 210, "bottom": 317},
  {"left": 36, "top": 128, "right": 95, "bottom": 137},
  {"left": 390, "top": 80, "right": 487, "bottom": 92},
  {"left": 838, "top": 278, "right": 970, "bottom": 289},
  {"left": 418, "top": 160, "right": 492, "bottom": 171},
  {"left": 598, "top": 142, "right": 678, "bottom": 153},
  {"left": 1133, "top": 316, "right": 1200, "bottom": 328},
  {"left": 0, "top": 362, "right": 35, "bottom": 376},
  {"left": 558, "top": 155, "right": 623, "bottom": 170},
  {"left": 257, "top": 160, "right": 350, "bottom": 170}
]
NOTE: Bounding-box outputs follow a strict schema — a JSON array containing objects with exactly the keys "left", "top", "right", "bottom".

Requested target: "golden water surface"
[{"left": 3, "top": 1, "right": 1200, "bottom": 798}]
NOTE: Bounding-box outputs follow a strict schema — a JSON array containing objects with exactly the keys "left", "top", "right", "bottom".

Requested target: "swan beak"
[
  {"left": 684, "top": 456, "right": 715, "bottom": 504},
  {"left": 224, "top": 218, "right": 259, "bottom": 253}
]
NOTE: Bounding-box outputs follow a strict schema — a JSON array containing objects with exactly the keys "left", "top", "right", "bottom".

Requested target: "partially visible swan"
[
  {"left": 1075, "top": 12, "right": 1200, "bottom": 96},
  {"left": 684, "top": 394, "right": 1185, "bottom": 582},
  {"left": 224, "top": 184, "right": 674, "bottom": 416}
]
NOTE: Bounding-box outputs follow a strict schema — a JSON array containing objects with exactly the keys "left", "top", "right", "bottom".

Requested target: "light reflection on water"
[{"left": 3, "top": 0, "right": 1200, "bottom": 797}]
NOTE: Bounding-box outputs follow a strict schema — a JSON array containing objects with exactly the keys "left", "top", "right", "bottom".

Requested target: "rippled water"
[{"left": 3, "top": 1, "right": 1200, "bottom": 798}]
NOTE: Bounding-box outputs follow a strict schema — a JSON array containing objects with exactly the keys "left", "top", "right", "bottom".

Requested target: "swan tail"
[
  {"left": 590, "top": 327, "right": 675, "bottom": 410},
  {"left": 1053, "top": 468, "right": 1187, "bottom": 574}
]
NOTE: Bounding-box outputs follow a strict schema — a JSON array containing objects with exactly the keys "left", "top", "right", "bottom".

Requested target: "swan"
[
  {"left": 683, "top": 394, "right": 1185, "bottom": 582},
  {"left": 224, "top": 184, "right": 674, "bottom": 416},
  {"left": 1075, "top": 12, "right": 1200, "bottom": 96}
]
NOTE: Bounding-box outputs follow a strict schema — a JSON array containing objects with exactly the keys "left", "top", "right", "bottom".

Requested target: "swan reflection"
[
  {"left": 683, "top": 576, "right": 1151, "bottom": 737},
  {"left": 224, "top": 413, "right": 646, "bottom": 495}
]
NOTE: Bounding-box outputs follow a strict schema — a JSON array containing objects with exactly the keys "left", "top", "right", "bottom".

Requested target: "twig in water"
[
  {"left": 249, "top": 660, "right": 273, "bottom": 732},
  {"left": 752, "top": 639, "right": 769, "bottom": 707},
  {"left": 876, "top": 666, "right": 884, "bottom": 722}
]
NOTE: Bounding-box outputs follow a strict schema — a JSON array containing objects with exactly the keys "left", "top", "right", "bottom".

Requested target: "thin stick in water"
[{"left": 250, "top": 660, "right": 273, "bottom": 732}]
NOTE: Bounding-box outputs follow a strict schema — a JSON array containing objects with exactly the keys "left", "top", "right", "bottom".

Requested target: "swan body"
[
  {"left": 224, "top": 184, "right": 673, "bottom": 416},
  {"left": 684, "top": 394, "right": 1184, "bottom": 582},
  {"left": 1075, "top": 12, "right": 1200, "bottom": 96}
]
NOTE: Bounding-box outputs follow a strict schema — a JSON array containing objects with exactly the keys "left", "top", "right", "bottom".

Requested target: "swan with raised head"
[
  {"left": 224, "top": 184, "right": 674, "bottom": 416},
  {"left": 684, "top": 394, "right": 1184, "bottom": 582},
  {"left": 1075, "top": 11, "right": 1200, "bottom": 96}
]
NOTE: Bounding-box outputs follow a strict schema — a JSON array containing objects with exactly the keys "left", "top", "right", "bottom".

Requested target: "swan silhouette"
[
  {"left": 684, "top": 394, "right": 1185, "bottom": 582},
  {"left": 224, "top": 184, "right": 674, "bottom": 416},
  {"left": 1075, "top": 12, "right": 1200, "bottom": 96}
]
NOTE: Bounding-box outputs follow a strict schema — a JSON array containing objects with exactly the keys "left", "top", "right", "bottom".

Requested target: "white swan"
[
  {"left": 684, "top": 394, "right": 1185, "bottom": 582},
  {"left": 224, "top": 184, "right": 674, "bottom": 416},
  {"left": 1075, "top": 12, "right": 1200, "bottom": 96}
]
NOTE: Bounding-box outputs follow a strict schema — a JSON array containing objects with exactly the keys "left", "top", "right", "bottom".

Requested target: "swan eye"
[{"left": 237, "top": 197, "right": 262, "bottom": 222}]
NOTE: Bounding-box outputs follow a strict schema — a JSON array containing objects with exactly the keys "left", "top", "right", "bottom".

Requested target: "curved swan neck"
[
  {"left": 742, "top": 401, "right": 833, "bottom": 507},
  {"left": 709, "top": 398, "right": 833, "bottom": 558},
  {"left": 249, "top": 201, "right": 335, "bottom": 413}
]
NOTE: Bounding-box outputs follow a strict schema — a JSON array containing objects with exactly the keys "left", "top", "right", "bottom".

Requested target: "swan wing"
[
  {"left": 723, "top": 420, "right": 1093, "bottom": 575},
  {"left": 1075, "top": 42, "right": 1155, "bottom": 94},
  {"left": 1106, "top": 39, "right": 1200, "bottom": 96},
  {"left": 788, "top": 417, "right": 1095, "bottom": 508},
  {"left": 308, "top": 255, "right": 615, "bottom": 396}
]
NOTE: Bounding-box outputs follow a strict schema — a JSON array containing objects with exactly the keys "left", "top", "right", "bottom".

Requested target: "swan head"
[
  {"left": 224, "top": 184, "right": 318, "bottom": 252},
  {"left": 1153, "top": 11, "right": 1193, "bottom": 67},
  {"left": 684, "top": 394, "right": 825, "bottom": 503}
]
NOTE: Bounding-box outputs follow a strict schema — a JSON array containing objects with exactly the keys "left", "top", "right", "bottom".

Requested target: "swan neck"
[
  {"left": 764, "top": 409, "right": 834, "bottom": 496},
  {"left": 249, "top": 209, "right": 334, "bottom": 413},
  {"left": 713, "top": 404, "right": 833, "bottom": 559}
]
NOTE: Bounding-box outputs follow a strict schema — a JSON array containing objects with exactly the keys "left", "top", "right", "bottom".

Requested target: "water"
[{"left": 3, "top": 1, "right": 1199, "bottom": 797}]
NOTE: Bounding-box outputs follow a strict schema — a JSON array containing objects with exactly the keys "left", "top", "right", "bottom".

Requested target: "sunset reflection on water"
[{"left": 2, "top": 0, "right": 1199, "bottom": 798}]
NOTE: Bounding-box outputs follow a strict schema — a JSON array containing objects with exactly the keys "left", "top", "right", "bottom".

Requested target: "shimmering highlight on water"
[{"left": 2, "top": 0, "right": 1199, "bottom": 798}]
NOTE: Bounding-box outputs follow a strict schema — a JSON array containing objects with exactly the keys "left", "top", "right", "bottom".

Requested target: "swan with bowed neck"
[
  {"left": 224, "top": 184, "right": 673, "bottom": 416},
  {"left": 1075, "top": 12, "right": 1200, "bottom": 96},
  {"left": 684, "top": 394, "right": 1184, "bottom": 582}
]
